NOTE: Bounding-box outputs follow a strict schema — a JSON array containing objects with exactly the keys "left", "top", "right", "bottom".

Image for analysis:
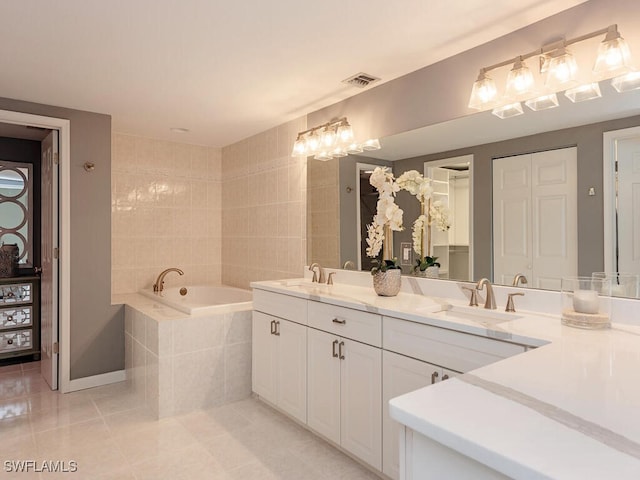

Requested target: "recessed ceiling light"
[{"left": 170, "top": 127, "right": 190, "bottom": 133}]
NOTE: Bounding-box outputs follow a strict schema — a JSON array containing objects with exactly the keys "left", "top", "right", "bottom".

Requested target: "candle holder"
[
  {"left": 591, "top": 272, "right": 640, "bottom": 299},
  {"left": 561, "top": 276, "right": 612, "bottom": 329}
]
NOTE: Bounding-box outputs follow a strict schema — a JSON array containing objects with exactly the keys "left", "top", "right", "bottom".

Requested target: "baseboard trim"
[{"left": 67, "top": 369, "right": 126, "bottom": 392}]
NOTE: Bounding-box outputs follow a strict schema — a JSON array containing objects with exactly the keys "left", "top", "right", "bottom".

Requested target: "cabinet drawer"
[
  {"left": 0, "top": 306, "right": 33, "bottom": 330},
  {"left": 252, "top": 289, "right": 307, "bottom": 325},
  {"left": 0, "top": 329, "right": 32, "bottom": 353},
  {"left": 0, "top": 283, "right": 33, "bottom": 306},
  {"left": 383, "top": 316, "right": 525, "bottom": 373},
  {"left": 308, "top": 301, "right": 381, "bottom": 347}
]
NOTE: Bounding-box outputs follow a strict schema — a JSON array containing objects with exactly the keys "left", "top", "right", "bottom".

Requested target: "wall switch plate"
[
  {"left": 401, "top": 242, "right": 413, "bottom": 266},
  {"left": 588, "top": 187, "right": 596, "bottom": 196}
]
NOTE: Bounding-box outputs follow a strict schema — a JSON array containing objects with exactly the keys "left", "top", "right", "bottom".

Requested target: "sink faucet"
[
  {"left": 476, "top": 278, "right": 496, "bottom": 310},
  {"left": 309, "top": 263, "right": 325, "bottom": 283},
  {"left": 512, "top": 273, "right": 528, "bottom": 287},
  {"left": 342, "top": 260, "right": 355, "bottom": 270},
  {"left": 153, "top": 268, "right": 184, "bottom": 293}
]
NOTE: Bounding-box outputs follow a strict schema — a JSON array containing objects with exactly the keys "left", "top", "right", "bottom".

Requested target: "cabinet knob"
[
  {"left": 431, "top": 371, "right": 439, "bottom": 384},
  {"left": 7, "top": 339, "right": 13, "bottom": 345},
  {"left": 332, "top": 340, "right": 339, "bottom": 358}
]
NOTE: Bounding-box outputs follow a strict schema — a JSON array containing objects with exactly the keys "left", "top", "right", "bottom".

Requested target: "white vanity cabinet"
[
  {"left": 252, "top": 291, "right": 307, "bottom": 423},
  {"left": 307, "top": 301, "right": 383, "bottom": 470}
]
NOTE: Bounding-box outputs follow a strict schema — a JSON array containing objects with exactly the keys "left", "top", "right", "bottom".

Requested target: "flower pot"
[
  {"left": 372, "top": 269, "right": 401, "bottom": 297},
  {"left": 425, "top": 266, "right": 440, "bottom": 279}
]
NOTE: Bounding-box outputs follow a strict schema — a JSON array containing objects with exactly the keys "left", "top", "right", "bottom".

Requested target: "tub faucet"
[
  {"left": 512, "top": 273, "right": 528, "bottom": 287},
  {"left": 309, "top": 263, "right": 325, "bottom": 283},
  {"left": 153, "top": 268, "right": 184, "bottom": 293},
  {"left": 476, "top": 278, "right": 496, "bottom": 310}
]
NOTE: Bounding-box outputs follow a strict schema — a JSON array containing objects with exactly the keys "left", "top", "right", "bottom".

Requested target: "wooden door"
[
  {"left": 307, "top": 328, "right": 341, "bottom": 444},
  {"left": 276, "top": 318, "right": 307, "bottom": 423},
  {"left": 40, "top": 130, "right": 58, "bottom": 390},
  {"left": 340, "top": 338, "right": 382, "bottom": 470}
]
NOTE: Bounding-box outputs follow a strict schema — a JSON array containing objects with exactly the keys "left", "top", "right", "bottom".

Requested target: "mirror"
[{"left": 307, "top": 85, "right": 640, "bottom": 297}]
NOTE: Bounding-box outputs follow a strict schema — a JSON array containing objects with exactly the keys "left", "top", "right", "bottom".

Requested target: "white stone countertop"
[{"left": 252, "top": 278, "right": 640, "bottom": 479}]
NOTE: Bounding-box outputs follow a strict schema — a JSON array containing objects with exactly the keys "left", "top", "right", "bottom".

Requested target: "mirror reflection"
[{"left": 307, "top": 89, "right": 640, "bottom": 297}]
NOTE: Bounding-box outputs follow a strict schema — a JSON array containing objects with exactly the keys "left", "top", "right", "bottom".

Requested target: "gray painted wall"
[
  {"left": 393, "top": 114, "right": 640, "bottom": 280},
  {"left": 0, "top": 97, "right": 123, "bottom": 379}
]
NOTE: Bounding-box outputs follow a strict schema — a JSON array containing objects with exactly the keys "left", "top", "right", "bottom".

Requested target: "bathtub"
[{"left": 139, "top": 284, "right": 252, "bottom": 315}]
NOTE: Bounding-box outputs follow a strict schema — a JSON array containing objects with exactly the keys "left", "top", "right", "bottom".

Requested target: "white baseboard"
[{"left": 67, "top": 369, "right": 126, "bottom": 392}]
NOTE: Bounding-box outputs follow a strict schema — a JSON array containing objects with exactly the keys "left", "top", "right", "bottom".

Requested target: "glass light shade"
[
  {"left": 330, "top": 146, "right": 348, "bottom": 158},
  {"left": 313, "top": 151, "right": 333, "bottom": 161},
  {"left": 468, "top": 71, "right": 498, "bottom": 110},
  {"left": 305, "top": 132, "right": 320, "bottom": 155},
  {"left": 345, "top": 143, "right": 364, "bottom": 154},
  {"left": 491, "top": 102, "right": 524, "bottom": 119},
  {"left": 362, "top": 139, "right": 381, "bottom": 151},
  {"left": 320, "top": 127, "right": 337, "bottom": 148},
  {"left": 544, "top": 48, "right": 578, "bottom": 91},
  {"left": 291, "top": 137, "right": 306, "bottom": 157},
  {"left": 565, "top": 83, "right": 602, "bottom": 103},
  {"left": 505, "top": 58, "right": 536, "bottom": 100},
  {"left": 593, "top": 30, "right": 632, "bottom": 79},
  {"left": 336, "top": 122, "right": 354, "bottom": 143},
  {"left": 525, "top": 93, "right": 559, "bottom": 111},
  {"left": 611, "top": 71, "right": 640, "bottom": 92}
]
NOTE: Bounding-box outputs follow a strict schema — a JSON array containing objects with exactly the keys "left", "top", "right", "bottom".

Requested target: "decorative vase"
[
  {"left": 373, "top": 269, "right": 401, "bottom": 297},
  {"left": 425, "top": 266, "right": 440, "bottom": 279}
]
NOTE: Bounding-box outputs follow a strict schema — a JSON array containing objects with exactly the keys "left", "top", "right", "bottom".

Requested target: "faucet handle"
[
  {"left": 327, "top": 272, "right": 335, "bottom": 285},
  {"left": 311, "top": 270, "right": 318, "bottom": 283},
  {"left": 506, "top": 292, "right": 525, "bottom": 312},
  {"left": 462, "top": 286, "right": 478, "bottom": 307}
]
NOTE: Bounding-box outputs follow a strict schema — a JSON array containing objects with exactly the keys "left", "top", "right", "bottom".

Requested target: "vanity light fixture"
[
  {"left": 468, "top": 24, "right": 636, "bottom": 119},
  {"left": 291, "top": 117, "right": 380, "bottom": 160}
]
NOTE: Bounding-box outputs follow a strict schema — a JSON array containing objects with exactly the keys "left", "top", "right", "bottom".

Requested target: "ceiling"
[{"left": 0, "top": 0, "right": 587, "bottom": 148}]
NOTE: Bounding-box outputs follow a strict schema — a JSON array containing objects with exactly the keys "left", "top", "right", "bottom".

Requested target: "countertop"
[{"left": 252, "top": 278, "right": 640, "bottom": 479}]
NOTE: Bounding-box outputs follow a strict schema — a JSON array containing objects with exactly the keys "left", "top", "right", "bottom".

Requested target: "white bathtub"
[{"left": 139, "top": 284, "right": 252, "bottom": 315}]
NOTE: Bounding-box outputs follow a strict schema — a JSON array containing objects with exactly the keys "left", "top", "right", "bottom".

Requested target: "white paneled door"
[
  {"left": 493, "top": 147, "right": 577, "bottom": 289},
  {"left": 617, "top": 136, "right": 640, "bottom": 276},
  {"left": 41, "top": 130, "right": 59, "bottom": 390}
]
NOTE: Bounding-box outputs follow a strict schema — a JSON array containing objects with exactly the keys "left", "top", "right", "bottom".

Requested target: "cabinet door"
[
  {"left": 382, "top": 351, "right": 434, "bottom": 480},
  {"left": 340, "top": 338, "right": 382, "bottom": 470},
  {"left": 307, "top": 328, "right": 341, "bottom": 444},
  {"left": 277, "top": 319, "right": 307, "bottom": 423},
  {"left": 252, "top": 312, "right": 277, "bottom": 404}
]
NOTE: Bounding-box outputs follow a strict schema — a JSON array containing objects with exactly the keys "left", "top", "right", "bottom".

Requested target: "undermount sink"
[{"left": 439, "top": 304, "right": 523, "bottom": 324}]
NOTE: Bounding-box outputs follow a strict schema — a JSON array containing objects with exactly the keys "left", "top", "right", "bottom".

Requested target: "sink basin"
[{"left": 439, "top": 304, "right": 523, "bottom": 324}]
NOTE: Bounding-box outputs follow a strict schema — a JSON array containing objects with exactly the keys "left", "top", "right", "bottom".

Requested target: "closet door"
[
  {"left": 492, "top": 154, "right": 532, "bottom": 285},
  {"left": 531, "top": 148, "right": 577, "bottom": 289}
]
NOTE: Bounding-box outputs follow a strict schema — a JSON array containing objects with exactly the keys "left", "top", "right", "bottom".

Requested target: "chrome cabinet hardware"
[
  {"left": 506, "top": 292, "right": 525, "bottom": 312},
  {"left": 461, "top": 286, "right": 479, "bottom": 307},
  {"left": 332, "top": 318, "right": 346, "bottom": 325},
  {"left": 431, "top": 371, "right": 439, "bottom": 384},
  {"left": 332, "top": 340, "right": 339, "bottom": 358},
  {"left": 338, "top": 341, "right": 345, "bottom": 360}
]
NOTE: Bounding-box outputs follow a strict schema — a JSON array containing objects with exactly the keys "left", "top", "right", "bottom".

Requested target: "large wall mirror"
[{"left": 307, "top": 83, "right": 640, "bottom": 298}]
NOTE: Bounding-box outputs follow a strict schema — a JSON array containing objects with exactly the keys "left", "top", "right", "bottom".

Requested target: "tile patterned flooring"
[{"left": 0, "top": 362, "right": 381, "bottom": 479}]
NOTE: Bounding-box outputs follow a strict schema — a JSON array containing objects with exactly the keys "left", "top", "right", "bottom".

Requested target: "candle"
[{"left": 573, "top": 289, "right": 599, "bottom": 314}]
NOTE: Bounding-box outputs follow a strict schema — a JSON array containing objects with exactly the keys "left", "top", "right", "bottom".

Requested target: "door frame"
[
  {"left": 0, "top": 109, "right": 71, "bottom": 393},
  {"left": 603, "top": 126, "right": 640, "bottom": 273}
]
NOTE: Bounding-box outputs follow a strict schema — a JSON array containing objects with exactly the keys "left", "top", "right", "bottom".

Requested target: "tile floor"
[{"left": 0, "top": 361, "right": 381, "bottom": 479}]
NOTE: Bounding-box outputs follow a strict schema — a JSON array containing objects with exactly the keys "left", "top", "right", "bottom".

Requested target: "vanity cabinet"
[
  {"left": 307, "top": 327, "right": 382, "bottom": 470},
  {"left": 252, "top": 292, "right": 307, "bottom": 423}
]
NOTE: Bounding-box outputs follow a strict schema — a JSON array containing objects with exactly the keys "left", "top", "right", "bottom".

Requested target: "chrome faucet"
[
  {"left": 153, "top": 268, "right": 184, "bottom": 293},
  {"left": 309, "top": 263, "right": 325, "bottom": 283},
  {"left": 512, "top": 273, "right": 528, "bottom": 287},
  {"left": 342, "top": 260, "right": 355, "bottom": 270},
  {"left": 476, "top": 278, "right": 496, "bottom": 310}
]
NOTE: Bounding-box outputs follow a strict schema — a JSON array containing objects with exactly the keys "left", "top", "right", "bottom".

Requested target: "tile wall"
[
  {"left": 111, "top": 133, "right": 222, "bottom": 295},
  {"left": 221, "top": 117, "right": 307, "bottom": 289}
]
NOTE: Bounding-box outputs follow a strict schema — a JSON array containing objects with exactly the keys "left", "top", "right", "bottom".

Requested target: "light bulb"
[
  {"left": 505, "top": 58, "right": 536, "bottom": 100},
  {"left": 468, "top": 70, "right": 498, "bottom": 110},
  {"left": 291, "top": 136, "right": 306, "bottom": 157},
  {"left": 545, "top": 48, "right": 578, "bottom": 90},
  {"left": 320, "top": 127, "right": 337, "bottom": 148},
  {"left": 306, "top": 132, "right": 320, "bottom": 154},
  {"left": 593, "top": 27, "right": 632, "bottom": 79},
  {"left": 337, "top": 121, "right": 354, "bottom": 143}
]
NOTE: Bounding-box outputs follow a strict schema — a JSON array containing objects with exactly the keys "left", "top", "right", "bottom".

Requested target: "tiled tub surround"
[
  {"left": 119, "top": 293, "right": 252, "bottom": 419},
  {"left": 111, "top": 133, "right": 223, "bottom": 295},
  {"left": 253, "top": 270, "right": 640, "bottom": 479}
]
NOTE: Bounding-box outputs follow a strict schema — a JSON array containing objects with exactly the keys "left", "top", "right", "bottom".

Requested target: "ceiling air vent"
[{"left": 342, "top": 72, "right": 380, "bottom": 88}]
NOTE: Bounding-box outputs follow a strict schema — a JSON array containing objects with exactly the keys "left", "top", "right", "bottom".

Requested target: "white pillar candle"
[{"left": 573, "top": 289, "right": 599, "bottom": 314}]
